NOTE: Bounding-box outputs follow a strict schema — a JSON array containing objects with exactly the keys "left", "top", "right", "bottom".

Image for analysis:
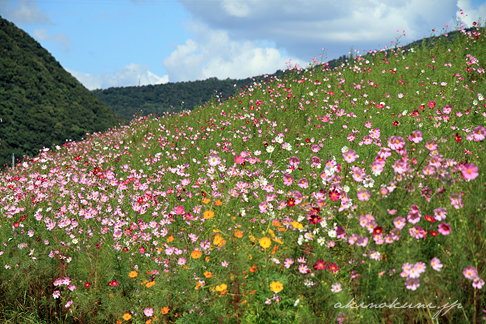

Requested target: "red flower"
[
  {"left": 393, "top": 121, "right": 399, "bottom": 126},
  {"left": 328, "top": 262, "right": 340, "bottom": 273},
  {"left": 424, "top": 215, "right": 436, "bottom": 223},
  {"left": 455, "top": 133, "right": 462, "bottom": 143},
  {"left": 329, "top": 190, "right": 340, "bottom": 201},
  {"left": 84, "top": 282, "right": 91, "bottom": 288},
  {"left": 309, "top": 214, "right": 322, "bottom": 225},
  {"left": 373, "top": 227, "right": 383, "bottom": 235},
  {"left": 313, "top": 259, "right": 327, "bottom": 270},
  {"left": 430, "top": 230, "right": 438, "bottom": 237},
  {"left": 287, "top": 198, "right": 296, "bottom": 207},
  {"left": 305, "top": 138, "right": 310, "bottom": 143},
  {"left": 109, "top": 280, "right": 118, "bottom": 287}
]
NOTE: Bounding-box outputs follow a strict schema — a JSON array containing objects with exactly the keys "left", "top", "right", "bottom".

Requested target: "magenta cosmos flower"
[
  {"left": 437, "top": 223, "right": 451, "bottom": 236},
  {"left": 297, "top": 178, "right": 309, "bottom": 189}
]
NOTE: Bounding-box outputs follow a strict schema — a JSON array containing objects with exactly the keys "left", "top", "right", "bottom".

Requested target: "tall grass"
[{"left": 1, "top": 21, "right": 486, "bottom": 324}]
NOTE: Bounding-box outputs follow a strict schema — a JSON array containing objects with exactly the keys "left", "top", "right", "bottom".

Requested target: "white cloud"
[
  {"left": 2, "top": 0, "right": 51, "bottom": 25},
  {"left": 178, "top": 0, "right": 459, "bottom": 62},
  {"left": 67, "top": 64, "right": 169, "bottom": 90},
  {"left": 456, "top": 0, "right": 486, "bottom": 28},
  {"left": 32, "top": 28, "right": 71, "bottom": 52},
  {"left": 163, "top": 21, "right": 306, "bottom": 82}
]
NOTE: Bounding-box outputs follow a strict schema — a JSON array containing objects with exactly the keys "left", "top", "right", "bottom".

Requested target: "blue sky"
[{"left": 1, "top": 0, "right": 486, "bottom": 90}]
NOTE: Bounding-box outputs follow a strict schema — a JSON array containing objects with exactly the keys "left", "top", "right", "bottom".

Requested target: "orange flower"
[
  {"left": 191, "top": 250, "right": 202, "bottom": 259},
  {"left": 204, "top": 271, "right": 212, "bottom": 278},
  {"left": 160, "top": 307, "right": 170, "bottom": 314},
  {"left": 250, "top": 290, "right": 256, "bottom": 294},
  {"left": 278, "top": 227, "right": 287, "bottom": 232},
  {"left": 167, "top": 235, "right": 174, "bottom": 242},
  {"left": 129, "top": 271, "right": 138, "bottom": 278},
  {"left": 204, "top": 210, "right": 215, "bottom": 219},
  {"left": 249, "top": 264, "right": 257, "bottom": 273},
  {"left": 215, "top": 199, "right": 223, "bottom": 206},
  {"left": 123, "top": 313, "right": 132, "bottom": 320},
  {"left": 203, "top": 198, "right": 211, "bottom": 204},
  {"left": 205, "top": 256, "right": 210, "bottom": 262},
  {"left": 271, "top": 245, "right": 279, "bottom": 254},
  {"left": 146, "top": 320, "right": 152, "bottom": 324},
  {"left": 272, "top": 220, "right": 282, "bottom": 227},
  {"left": 195, "top": 282, "right": 203, "bottom": 290},
  {"left": 234, "top": 230, "right": 243, "bottom": 238},
  {"left": 146, "top": 281, "right": 156, "bottom": 288}
]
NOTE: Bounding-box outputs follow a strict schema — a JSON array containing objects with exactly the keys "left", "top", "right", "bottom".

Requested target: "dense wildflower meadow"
[{"left": 1, "top": 22, "right": 486, "bottom": 324}]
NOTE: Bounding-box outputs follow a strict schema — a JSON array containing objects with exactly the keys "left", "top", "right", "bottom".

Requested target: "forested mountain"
[
  {"left": 0, "top": 16, "right": 122, "bottom": 170},
  {"left": 92, "top": 27, "right": 468, "bottom": 122}
]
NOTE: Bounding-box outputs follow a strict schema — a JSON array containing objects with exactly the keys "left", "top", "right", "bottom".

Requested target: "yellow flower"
[
  {"left": 123, "top": 313, "right": 132, "bottom": 321},
  {"left": 259, "top": 237, "right": 271, "bottom": 249},
  {"left": 270, "top": 281, "right": 283, "bottom": 293},
  {"left": 213, "top": 234, "right": 223, "bottom": 245},
  {"left": 128, "top": 271, "right": 138, "bottom": 278},
  {"left": 292, "top": 221, "right": 303, "bottom": 229},
  {"left": 204, "top": 210, "right": 215, "bottom": 219},
  {"left": 191, "top": 250, "right": 202, "bottom": 259},
  {"left": 161, "top": 307, "right": 169, "bottom": 314},
  {"left": 216, "top": 284, "right": 227, "bottom": 291},
  {"left": 268, "top": 229, "right": 275, "bottom": 237}
]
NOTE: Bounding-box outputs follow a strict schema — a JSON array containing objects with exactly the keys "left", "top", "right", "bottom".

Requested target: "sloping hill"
[
  {"left": 0, "top": 16, "right": 122, "bottom": 169},
  {"left": 92, "top": 28, "right": 469, "bottom": 123}
]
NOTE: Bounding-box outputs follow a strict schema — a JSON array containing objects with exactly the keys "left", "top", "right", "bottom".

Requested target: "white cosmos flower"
[{"left": 266, "top": 146, "right": 275, "bottom": 153}]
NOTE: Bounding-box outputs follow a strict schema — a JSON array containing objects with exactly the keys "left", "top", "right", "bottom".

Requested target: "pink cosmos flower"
[
  {"left": 408, "top": 130, "right": 423, "bottom": 144},
  {"left": 438, "top": 223, "right": 451, "bottom": 235},
  {"left": 144, "top": 308, "right": 154, "bottom": 317},
  {"left": 430, "top": 257, "right": 443, "bottom": 271},
  {"left": 449, "top": 193, "right": 464, "bottom": 209},
  {"left": 433, "top": 207, "right": 447, "bottom": 221},
  {"left": 331, "top": 282, "right": 342, "bottom": 293},
  {"left": 348, "top": 233, "right": 358, "bottom": 245},
  {"left": 409, "top": 226, "right": 426, "bottom": 239},
  {"left": 356, "top": 236, "right": 368, "bottom": 247},
  {"left": 298, "top": 264, "right": 309, "bottom": 274},
  {"left": 393, "top": 217, "right": 406, "bottom": 230},
  {"left": 405, "top": 277, "right": 420, "bottom": 290},
  {"left": 343, "top": 149, "right": 358, "bottom": 163},
  {"left": 284, "top": 258, "right": 294, "bottom": 268},
  {"left": 460, "top": 163, "right": 479, "bottom": 180},
  {"left": 473, "top": 126, "right": 486, "bottom": 141},
  {"left": 283, "top": 174, "right": 293, "bottom": 186},
  {"left": 473, "top": 278, "right": 485, "bottom": 289},
  {"left": 463, "top": 266, "right": 478, "bottom": 280},
  {"left": 352, "top": 168, "right": 365, "bottom": 182},
  {"left": 53, "top": 290, "right": 61, "bottom": 299},
  {"left": 235, "top": 155, "right": 244, "bottom": 164}
]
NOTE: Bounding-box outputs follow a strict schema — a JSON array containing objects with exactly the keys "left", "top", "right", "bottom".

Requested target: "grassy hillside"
[
  {"left": 0, "top": 16, "right": 123, "bottom": 170},
  {"left": 91, "top": 28, "right": 469, "bottom": 125},
  {"left": 0, "top": 23, "right": 486, "bottom": 324}
]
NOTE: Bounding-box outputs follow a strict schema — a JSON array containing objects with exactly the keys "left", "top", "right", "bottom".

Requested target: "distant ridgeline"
[
  {"left": 92, "top": 27, "right": 467, "bottom": 123},
  {"left": 0, "top": 16, "right": 122, "bottom": 170}
]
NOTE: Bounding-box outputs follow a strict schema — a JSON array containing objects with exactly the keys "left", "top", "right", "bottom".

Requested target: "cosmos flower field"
[{"left": 1, "top": 23, "right": 486, "bottom": 324}]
